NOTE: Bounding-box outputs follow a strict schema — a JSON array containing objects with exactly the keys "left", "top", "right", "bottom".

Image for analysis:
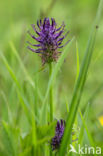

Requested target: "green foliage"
[
  {"left": 40, "top": 37, "right": 75, "bottom": 124},
  {"left": 0, "top": 121, "right": 20, "bottom": 156},
  {"left": 0, "top": 0, "right": 103, "bottom": 155},
  {"left": 59, "top": 0, "right": 103, "bottom": 155}
]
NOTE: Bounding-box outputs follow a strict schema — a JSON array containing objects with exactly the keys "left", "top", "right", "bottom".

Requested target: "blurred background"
[{"left": 0, "top": 0, "right": 103, "bottom": 148}]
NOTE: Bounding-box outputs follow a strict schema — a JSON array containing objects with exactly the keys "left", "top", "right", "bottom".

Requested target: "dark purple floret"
[
  {"left": 27, "top": 18, "right": 70, "bottom": 65},
  {"left": 51, "top": 119, "right": 65, "bottom": 151}
]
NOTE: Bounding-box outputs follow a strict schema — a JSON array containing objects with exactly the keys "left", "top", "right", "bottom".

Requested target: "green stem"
[{"left": 49, "top": 63, "right": 53, "bottom": 122}]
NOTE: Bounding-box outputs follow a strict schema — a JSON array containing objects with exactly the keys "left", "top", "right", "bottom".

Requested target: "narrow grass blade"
[
  {"left": 0, "top": 52, "right": 37, "bottom": 147},
  {"left": 79, "top": 110, "right": 97, "bottom": 156},
  {"left": 0, "top": 91, "right": 13, "bottom": 125},
  {"left": 0, "top": 52, "right": 21, "bottom": 90},
  {"left": 75, "top": 41, "right": 80, "bottom": 81},
  {"left": 78, "top": 104, "right": 90, "bottom": 145},
  {"left": 60, "top": 31, "right": 96, "bottom": 155},
  {"left": 32, "top": 116, "right": 37, "bottom": 148},
  {"left": 79, "top": 110, "right": 95, "bottom": 147},
  {"left": 9, "top": 41, "right": 35, "bottom": 88},
  {"left": 1, "top": 121, "right": 15, "bottom": 156},
  {"left": 9, "top": 41, "right": 43, "bottom": 107},
  {"left": 40, "top": 37, "right": 75, "bottom": 124},
  {"left": 65, "top": 96, "right": 69, "bottom": 113},
  {"left": 17, "top": 91, "right": 33, "bottom": 123},
  {"left": 59, "top": 0, "right": 103, "bottom": 155},
  {"left": 0, "top": 52, "right": 34, "bottom": 124}
]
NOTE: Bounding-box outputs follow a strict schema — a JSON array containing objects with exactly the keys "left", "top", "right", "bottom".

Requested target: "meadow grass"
[{"left": 0, "top": 0, "right": 103, "bottom": 156}]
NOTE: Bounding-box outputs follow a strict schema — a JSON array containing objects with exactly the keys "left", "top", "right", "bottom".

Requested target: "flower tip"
[{"left": 27, "top": 18, "right": 70, "bottom": 64}]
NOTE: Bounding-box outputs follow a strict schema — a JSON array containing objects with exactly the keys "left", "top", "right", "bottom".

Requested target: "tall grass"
[
  {"left": 59, "top": 0, "right": 103, "bottom": 155},
  {"left": 0, "top": 0, "right": 103, "bottom": 155}
]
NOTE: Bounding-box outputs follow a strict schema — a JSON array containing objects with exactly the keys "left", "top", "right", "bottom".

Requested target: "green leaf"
[
  {"left": 36, "top": 121, "right": 56, "bottom": 142},
  {"left": 78, "top": 109, "right": 97, "bottom": 156},
  {"left": 32, "top": 116, "right": 37, "bottom": 147},
  {"left": 0, "top": 91, "right": 13, "bottom": 125},
  {"left": 59, "top": 0, "right": 103, "bottom": 155},
  {"left": 40, "top": 37, "right": 75, "bottom": 124},
  {"left": 75, "top": 41, "right": 80, "bottom": 81},
  {"left": 1, "top": 121, "right": 16, "bottom": 156},
  {"left": 0, "top": 52, "right": 36, "bottom": 125},
  {"left": 18, "top": 147, "right": 32, "bottom": 156},
  {"left": 79, "top": 109, "right": 95, "bottom": 147},
  {"left": 78, "top": 104, "right": 90, "bottom": 144},
  {"left": 9, "top": 41, "right": 35, "bottom": 88},
  {"left": 9, "top": 41, "right": 43, "bottom": 103},
  {"left": 20, "top": 132, "right": 32, "bottom": 151}
]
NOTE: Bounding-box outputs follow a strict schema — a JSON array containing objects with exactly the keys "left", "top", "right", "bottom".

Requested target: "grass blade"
[
  {"left": 79, "top": 109, "right": 95, "bottom": 147},
  {"left": 0, "top": 91, "right": 13, "bottom": 125},
  {"left": 1, "top": 121, "right": 15, "bottom": 156},
  {"left": 9, "top": 41, "right": 35, "bottom": 88},
  {"left": 76, "top": 41, "right": 80, "bottom": 81},
  {"left": 0, "top": 52, "right": 38, "bottom": 147},
  {"left": 40, "top": 37, "right": 75, "bottom": 124},
  {"left": 0, "top": 52, "right": 34, "bottom": 124},
  {"left": 78, "top": 104, "right": 90, "bottom": 145},
  {"left": 59, "top": 0, "right": 103, "bottom": 155},
  {"left": 78, "top": 109, "right": 97, "bottom": 156}
]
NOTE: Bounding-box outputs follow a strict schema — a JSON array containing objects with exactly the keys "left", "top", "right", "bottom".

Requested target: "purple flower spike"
[
  {"left": 51, "top": 119, "right": 65, "bottom": 151},
  {"left": 27, "top": 18, "right": 70, "bottom": 65}
]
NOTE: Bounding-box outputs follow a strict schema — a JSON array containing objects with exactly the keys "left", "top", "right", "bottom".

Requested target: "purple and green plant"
[{"left": 27, "top": 17, "right": 70, "bottom": 123}]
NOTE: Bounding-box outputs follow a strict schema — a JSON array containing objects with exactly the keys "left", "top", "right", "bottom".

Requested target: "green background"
[{"left": 0, "top": 0, "right": 103, "bottom": 155}]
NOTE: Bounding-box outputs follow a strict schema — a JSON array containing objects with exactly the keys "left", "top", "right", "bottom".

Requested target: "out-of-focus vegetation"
[{"left": 0, "top": 0, "right": 103, "bottom": 155}]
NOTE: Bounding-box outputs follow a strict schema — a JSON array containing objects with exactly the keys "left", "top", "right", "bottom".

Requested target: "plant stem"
[{"left": 49, "top": 63, "right": 53, "bottom": 122}]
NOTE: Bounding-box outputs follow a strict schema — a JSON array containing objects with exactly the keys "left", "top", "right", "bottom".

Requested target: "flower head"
[
  {"left": 27, "top": 18, "right": 70, "bottom": 65},
  {"left": 51, "top": 119, "right": 65, "bottom": 151}
]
